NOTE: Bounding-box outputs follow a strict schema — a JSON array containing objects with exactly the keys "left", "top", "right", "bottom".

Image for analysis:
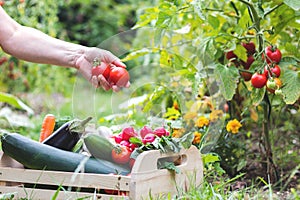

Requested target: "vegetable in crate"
[
  {"left": 84, "top": 133, "right": 115, "bottom": 162},
  {"left": 39, "top": 114, "right": 56, "bottom": 142},
  {"left": 0, "top": 133, "right": 130, "bottom": 175},
  {"left": 43, "top": 116, "right": 92, "bottom": 151}
]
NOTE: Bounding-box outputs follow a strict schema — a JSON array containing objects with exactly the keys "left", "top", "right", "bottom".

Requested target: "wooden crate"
[{"left": 0, "top": 146, "right": 203, "bottom": 200}]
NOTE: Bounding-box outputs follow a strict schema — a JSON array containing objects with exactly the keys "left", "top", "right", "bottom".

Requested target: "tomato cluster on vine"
[
  {"left": 251, "top": 46, "right": 283, "bottom": 94},
  {"left": 226, "top": 41, "right": 256, "bottom": 81},
  {"left": 226, "top": 43, "right": 283, "bottom": 94}
]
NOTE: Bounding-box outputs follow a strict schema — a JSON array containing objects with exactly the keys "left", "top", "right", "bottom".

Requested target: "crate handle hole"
[{"left": 157, "top": 154, "right": 187, "bottom": 169}]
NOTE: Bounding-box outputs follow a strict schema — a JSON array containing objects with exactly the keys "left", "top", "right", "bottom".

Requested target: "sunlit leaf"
[
  {"left": 202, "top": 153, "right": 220, "bottom": 164},
  {"left": 281, "top": 69, "right": 300, "bottom": 104},
  {"left": 214, "top": 64, "right": 239, "bottom": 100},
  {"left": 121, "top": 48, "right": 158, "bottom": 62},
  {"left": 251, "top": 87, "right": 266, "bottom": 106},
  {"left": 284, "top": 0, "right": 300, "bottom": 10},
  {"left": 234, "top": 45, "right": 247, "bottom": 62},
  {"left": 132, "top": 7, "right": 159, "bottom": 29}
]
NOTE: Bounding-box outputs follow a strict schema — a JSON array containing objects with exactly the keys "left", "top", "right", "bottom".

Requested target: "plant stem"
[
  {"left": 264, "top": 3, "right": 284, "bottom": 17},
  {"left": 239, "top": 0, "right": 279, "bottom": 183}
]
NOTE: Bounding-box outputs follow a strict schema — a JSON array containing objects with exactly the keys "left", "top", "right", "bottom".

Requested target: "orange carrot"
[{"left": 39, "top": 114, "right": 56, "bottom": 142}]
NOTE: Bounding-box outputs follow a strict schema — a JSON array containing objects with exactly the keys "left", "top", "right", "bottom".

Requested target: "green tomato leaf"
[
  {"left": 281, "top": 69, "right": 300, "bottom": 104},
  {"left": 234, "top": 45, "right": 247, "bottom": 62},
  {"left": 132, "top": 7, "right": 159, "bottom": 29},
  {"left": 214, "top": 64, "right": 239, "bottom": 100},
  {"left": 284, "top": 0, "right": 300, "bottom": 11},
  {"left": 191, "top": 0, "right": 206, "bottom": 20},
  {"left": 121, "top": 48, "right": 157, "bottom": 62},
  {"left": 251, "top": 87, "right": 266, "bottom": 106}
]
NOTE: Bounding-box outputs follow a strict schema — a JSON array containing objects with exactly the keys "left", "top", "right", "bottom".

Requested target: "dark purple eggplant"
[{"left": 42, "top": 116, "right": 92, "bottom": 151}]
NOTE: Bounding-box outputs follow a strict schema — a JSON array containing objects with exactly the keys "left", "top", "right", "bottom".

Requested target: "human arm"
[{"left": 0, "top": 6, "right": 129, "bottom": 90}]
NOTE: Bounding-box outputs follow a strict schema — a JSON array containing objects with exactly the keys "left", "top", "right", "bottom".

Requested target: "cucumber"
[
  {"left": 1, "top": 133, "right": 130, "bottom": 175},
  {"left": 84, "top": 133, "right": 115, "bottom": 162}
]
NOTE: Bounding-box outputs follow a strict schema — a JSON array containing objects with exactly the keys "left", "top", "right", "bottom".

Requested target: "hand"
[{"left": 75, "top": 47, "right": 130, "bottom": 91}]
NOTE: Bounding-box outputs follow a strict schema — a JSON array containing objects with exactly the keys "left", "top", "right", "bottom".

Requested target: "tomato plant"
[{"left": 120, "top": 0, "right": 300, "bottom": 185}]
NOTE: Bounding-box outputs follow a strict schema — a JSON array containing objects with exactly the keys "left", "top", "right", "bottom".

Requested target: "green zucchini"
[
  {"left": 1, "top": 133, "right": 130, "bottom": 175},
  {"left": 84, "top": 133, "right": 115, "bottom": 162}
]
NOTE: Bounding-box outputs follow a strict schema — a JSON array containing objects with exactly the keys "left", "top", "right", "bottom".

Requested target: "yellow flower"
[
  {"left": 195, "top": 116, "right": 209, "bottom": 128},
  {"left": 192, "top": 131, "right": 202, "bottom": 144},
  {"left": 226, "top": 119, "right": 242, "bottom": 134},
  {"left": 210, "top": 109, "right": 224, "bottom": 122},
  {"left": 172, "top": 128, "right": 185, "bottom": 138}
]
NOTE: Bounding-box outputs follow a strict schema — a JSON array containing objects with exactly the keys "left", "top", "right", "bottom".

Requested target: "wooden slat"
[
  {"left": 0, "top": 186, "right": 129, "bottom": 200},
  {"left": 0, "top": 167, "right": 130, "bottom": 191}
]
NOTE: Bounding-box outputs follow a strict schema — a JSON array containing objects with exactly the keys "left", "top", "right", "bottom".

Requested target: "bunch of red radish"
[{"left": 113, "top": 125, "right": 170, "bottom": 151}]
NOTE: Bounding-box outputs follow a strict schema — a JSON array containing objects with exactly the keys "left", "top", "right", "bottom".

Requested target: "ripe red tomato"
[
  {"left": 264, "top": 46, "right": 282, "bottom": 64},
  {"left": 251, "top": 73, "right": 267, "bottom": 88},
  {"left": 225, "top": 51, "right": 237, "bottom": 60},
  {"left": 91, "top": 62, "right": 111, "bottom": 79},
  {"left": 111, "top": 146, "right": 131, "bottom": 164},
  {"left": 108, "top": 67, "right": 130, "bottom": 87},
  {"left": 242, "top": 42, "right": 256, "bottom": 55},
  {"left": 240, "top": 71, "right": 252, "bottom": 81},
  {"left": 223, "top": 103, "right": 229, "bottom": 113},
  {"left": 264, "top": 65, "right": 281, "bottom": 78},
  {"left": 241, "top": 55, "right": 255, "bottom": 69}
]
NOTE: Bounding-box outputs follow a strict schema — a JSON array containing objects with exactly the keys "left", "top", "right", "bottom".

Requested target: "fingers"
[
  {"left": 96, "top": 74, "right": 130, "bottom": 92},
  {"left": 112, "top": 60, "right": 126, "bottom": 68},
  {"left": 97, "top": 75, "right": 111, "bottom": 91}
]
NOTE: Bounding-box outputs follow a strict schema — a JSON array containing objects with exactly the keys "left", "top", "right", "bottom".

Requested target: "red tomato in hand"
[
  {"left": 108, "top": 67, "right": 130, "bottom": 87},
  {"left": 251, "top": 73, "right": 267, "bottom": 88},
  {"left": 264, "top": 46, "right": 282, "bottom": 64},
  {"left": 91, "top": 62, "right": 111, "bottom": 79},
  {"left": 112, "top": 146, "right": 131, "bottom": 164}
]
